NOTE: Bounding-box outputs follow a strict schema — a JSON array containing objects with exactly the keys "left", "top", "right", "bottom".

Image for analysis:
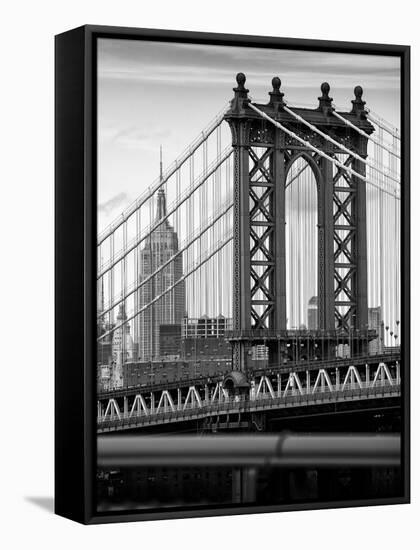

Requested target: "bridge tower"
[{"left": 225, "top": 73, "right": 375, "bottom": 373}]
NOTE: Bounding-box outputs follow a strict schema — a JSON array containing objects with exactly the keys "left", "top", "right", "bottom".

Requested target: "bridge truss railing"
[
  {"left": 97, "top": 349, "right": 400, "bottom": 397},
  {"left": 97, "top": 357, "right": 400, "bottom": 431},
  {"left": 98, "top": 383, "right": 400, "bottom": 432}
]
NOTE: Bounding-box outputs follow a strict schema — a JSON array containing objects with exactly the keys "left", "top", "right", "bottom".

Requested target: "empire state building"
[{"left": 137, "top": 152, "right": 186, "bottom": 360}]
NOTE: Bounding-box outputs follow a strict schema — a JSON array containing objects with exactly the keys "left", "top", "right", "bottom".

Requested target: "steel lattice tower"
[{"left": 225, "top": 73, "right": 375, "bottom": 373}]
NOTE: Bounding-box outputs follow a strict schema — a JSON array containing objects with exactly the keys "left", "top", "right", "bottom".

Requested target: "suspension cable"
[
  {"left": 99, "top": 201, "right": 233, "bottom": 319},
  {"left": 97, "top": 233, "right": 233, "bottom": 343},
  {"left": 98, "top": 104, "right": 229, "bottom": 245},
  {"left": 283, "top": 105, "right": 400, "bottom": 185},
  {"left": 248, "top": 103, "right": 399, "bottom": 200},
  {"left": 366, "top": 112, "right": 401, "bottom": 141},
  {"left": 331, "top": 110, "right": 400, "bottom": 159},
  {"left": 98, "top": 147, "right": 234, "bottom": 279}
]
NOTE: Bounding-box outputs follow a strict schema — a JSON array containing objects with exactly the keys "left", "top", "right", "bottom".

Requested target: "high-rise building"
[
  {"left": 307, "top": 295, "right": 318, "bottom": 330},
  {"left": 112, "top": 303, "right": 136, "bottom": 365},
  {"left": 97, "top": 302, "right": 137, "bottom": 391},
  {"left": 368, "top": 306, "right": 384, "bottom": 354},
  {"left": 182, "top": 316, "right": 230, "bottom": 339},
  {"left": 181, "top": 316, "right": 232, "bottom": 360},
  {"left": 97, "top": 276, "right": 113, "bottom": 366},
  {"left": 159, "top": 324, "right": 182, "bottom": 358},
  {"left": 137, "top": 149, "right": 185, "bottom": 359}
]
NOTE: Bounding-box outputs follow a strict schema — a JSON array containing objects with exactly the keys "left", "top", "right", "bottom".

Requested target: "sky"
[{"left": 97, "top": 38, "right": 400, "bottom": 231}]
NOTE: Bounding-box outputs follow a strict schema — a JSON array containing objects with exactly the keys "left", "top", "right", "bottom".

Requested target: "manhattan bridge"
[{"left": 96, "top": 74, "right": 401, "bottom": 438}]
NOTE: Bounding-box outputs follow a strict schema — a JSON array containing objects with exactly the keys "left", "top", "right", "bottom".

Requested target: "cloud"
[
  {"left": 98, "top": 192, "right": 130, "bottom": 215},
  {"left": 98, "top": 64, "right": 398, "bottom": 92},
  {"left": 99, "top": 125, "right": 171, "bottom": 151},
  {"left": 97, "top": 38, "right": 400, "bottom": 91}
]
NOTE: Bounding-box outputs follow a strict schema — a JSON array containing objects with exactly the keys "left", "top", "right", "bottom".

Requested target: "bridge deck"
[
  {"left": 98, "top": 351, "right": 400, "bottom": 400},
  {"left": 98, "top": 383, "right": 400, "bottom": 433}
]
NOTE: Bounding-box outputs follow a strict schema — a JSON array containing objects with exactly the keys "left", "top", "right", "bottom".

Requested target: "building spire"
[
  {"left": 117, "top": 302, "right": 127, "bottom": 322},
  {"left": 160, "top": 144, "right": 163, "bottom": 182},
  {"left": 156, "top": 145, "right": 166, "bottom": 221}
]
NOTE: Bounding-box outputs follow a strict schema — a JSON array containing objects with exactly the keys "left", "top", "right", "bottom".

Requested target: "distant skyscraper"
[
  {"left": 97, "top": 276, "right": 113, "bottom": 366},
  {"left": 137, "top": 149, "right": 185, "bottom": 359},
  {"left": 307, "top": 296, "right": 318, "bottom": 330},
  {"left": 368, "top": 306, "right": 384, "bottom": 354},
  {"left": 181, "top": 316, "right": 232, "bottom": 360},
  {"left": 112, "top": 303, "right": 136, "bottom": 362},
  {"left": 110, "top": 303, "right": 136, "bottom": 388}
]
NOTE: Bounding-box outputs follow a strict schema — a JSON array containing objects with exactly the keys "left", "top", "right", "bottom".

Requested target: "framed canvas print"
[{"left": 55, "top": 25, "right": 410, "bottom": 524}]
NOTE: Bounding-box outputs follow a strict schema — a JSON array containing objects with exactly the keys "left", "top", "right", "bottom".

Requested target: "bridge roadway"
[
  {"left": 97, "top": 351, "right": 401, "bottom": 433},
  {"left": 98, "top": 383, "right": 400, "bottom": 433}
]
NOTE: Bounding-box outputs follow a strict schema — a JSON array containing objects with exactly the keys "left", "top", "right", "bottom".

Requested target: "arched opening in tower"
[{"left": 285, "top": 156, "right": 318, "bottom": 331}]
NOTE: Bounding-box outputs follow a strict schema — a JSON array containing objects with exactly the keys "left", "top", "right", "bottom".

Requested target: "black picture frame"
[{"left": 55, "top": 24, "right": 410, "bottom": 524}]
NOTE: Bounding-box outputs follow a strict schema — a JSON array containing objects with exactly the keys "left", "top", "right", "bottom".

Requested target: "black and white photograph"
[{"left": 95, "top": 36, "right": 405, "bottom": 514}]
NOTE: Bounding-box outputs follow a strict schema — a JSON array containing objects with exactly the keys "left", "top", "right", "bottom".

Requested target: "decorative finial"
[
  {"left": 321, "top": 82, "right": 330, "bottom": 97},
  {"left": 272, "top": 76, "right": 281, "bottom": 92},
  {"left": 229, "top": 72, "right": 249, "bottom": 113},
  {"left": 234, "top": 72, "right": 248, "bottom": 92},
  {"left": 318, "top": 82, "right": 333, "bottom": 112},
  {"left": 237, "top": 72, "right": 245, "bottom": 86},
  {"left": 351, "top": 85, "right": 366, "bottom": 116},
  {"left": 269, "top": 76, "right": 285, "bottom": 109}
]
